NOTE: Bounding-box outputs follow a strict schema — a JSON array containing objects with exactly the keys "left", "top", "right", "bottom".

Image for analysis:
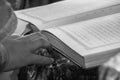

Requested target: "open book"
[
  {"left": 15, "top": 0, "right": 120, "bottom": 30},
  {"left": 14, "top": 0, "right": 120, "bottom": 68},
  {"left": 41, "top": 12, "right": 120, "bottom": 68}
]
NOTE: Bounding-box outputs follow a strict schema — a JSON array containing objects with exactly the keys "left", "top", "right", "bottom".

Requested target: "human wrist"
[{"left": 0, "top": 43, "right": 9, "bottom": 72}]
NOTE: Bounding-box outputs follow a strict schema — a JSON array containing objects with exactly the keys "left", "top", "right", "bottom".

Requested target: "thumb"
[{"left": 31, "top": 55, "right": 54, "bottom": 65}]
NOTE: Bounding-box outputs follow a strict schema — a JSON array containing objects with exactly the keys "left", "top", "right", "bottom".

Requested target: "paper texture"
[{"left": 46, "top": 13, "right": 120, "bottom": 56}]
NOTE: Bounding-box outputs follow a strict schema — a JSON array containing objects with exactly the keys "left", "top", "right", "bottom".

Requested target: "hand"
[{"left": 1, "top": 32, "right": 54, "bottom": 71}]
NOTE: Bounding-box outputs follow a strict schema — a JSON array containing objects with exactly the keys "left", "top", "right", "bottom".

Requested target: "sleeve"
[
  {"left": 0, "top": 0, "right": 9, "bottom": 72},
  {"left": 0, "top": 0, "right": 17, "bottom": 42},
  {"left": 0, "top": 0, "right": 16, "bottom": 72},
  {"left": 0, "top": 44, "right": 8, "bottom": 72}
]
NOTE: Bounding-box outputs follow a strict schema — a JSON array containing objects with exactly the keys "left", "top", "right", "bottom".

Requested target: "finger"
[
  {"left": 19, "top": 32, "right": 48, "bottom": 41},
  {"left": 29, "top": 37, "right": 50, "bottom": 50},
  {"left": 1, "top": 36, "right": 18, "bottom": 45},
  {"left": 31, "top": 55, "right": 54, "bottom": 65},
  {"left": 8, "top": 35, "right": 20, "bottom": 39},
  {"left": 18, "top": 32, "right": 51, "bottom": 49}
]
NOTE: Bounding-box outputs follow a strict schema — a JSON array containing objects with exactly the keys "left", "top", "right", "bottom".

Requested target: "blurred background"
[{"left": 7, "top": 0, "right": 62, "bottom": 10}]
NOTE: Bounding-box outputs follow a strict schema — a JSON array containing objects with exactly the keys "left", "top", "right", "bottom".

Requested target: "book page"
[
  {"left": 45, "top": 13, "right": 120, "bottom": 53},
  {"left": 16, "top": 0, "right": 120, "bottom": 22}
]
